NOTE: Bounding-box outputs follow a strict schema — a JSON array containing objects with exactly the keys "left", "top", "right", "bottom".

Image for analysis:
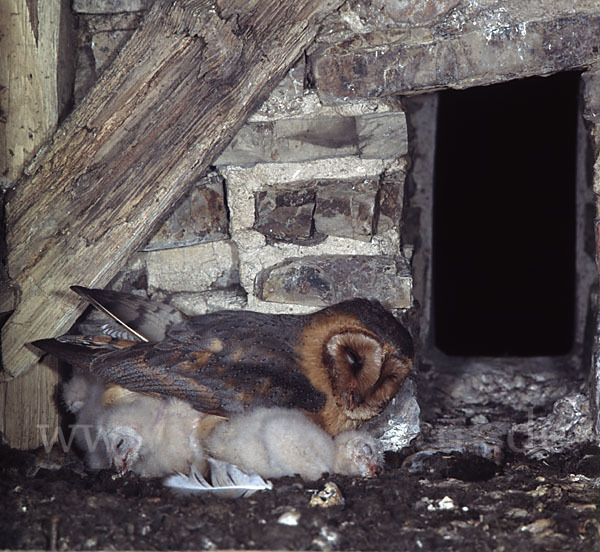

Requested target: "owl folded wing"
[{"left": 33, "top": 334, "right": 326, "bottom": 418}]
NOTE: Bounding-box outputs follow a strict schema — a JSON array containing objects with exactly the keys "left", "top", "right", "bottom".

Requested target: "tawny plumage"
[{"left": 35, "top": 286, "right": 414, "bottom": 436}]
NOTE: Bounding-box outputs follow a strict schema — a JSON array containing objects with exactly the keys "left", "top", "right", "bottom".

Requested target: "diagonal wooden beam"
[{"left": 2, "top": 0, "right": 344, "bottom": 379}]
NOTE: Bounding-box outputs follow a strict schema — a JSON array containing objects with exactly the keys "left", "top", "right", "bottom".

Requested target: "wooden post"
[
  {"left": 0, "top": 0, "right": 68, "bottom": 449},
  {"left": 1, "top": 0, "right": 343, "bottom": 447}
]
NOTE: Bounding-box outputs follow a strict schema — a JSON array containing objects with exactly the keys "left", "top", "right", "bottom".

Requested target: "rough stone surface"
[
  {"left": 377, "top": 170, "right": 405, "bottom": 234},
  {"left": 511, "top": 393, "right": 598, "bottom": 459},
  {"left": 439, "top": 362, "right": 576, "bottom": 413},
  {"left": 89, "top": 30, "right": 134, "bottom": 72},
  {"left": 365, "top": 378, "right": 421, "bottom": 452},
  {"left": 372, "top": 0, "right": 461, "bottom": 26},
  {"left": 311, "top": 3, "right": 600, "bottom": 102},
  {"left": 404, "top": 421, "right": 511, "bottom": 475},
  {"left": 252, "top": 59, "right": 308, "bottom": 121},
  {"left": 142, "top": 173, "right": 229, "bottom": 251},
  {"left": 215, "top": 112, "right": 407, "bottom": 166},
  {"left": 84, "top": 13, "right": 146, "bottom": 32},
  {"left": 73, "top": 47, "right": 97, "bottom": 103},
  {"left": 312, "top": 0, "right": 462, "bottom": 45},
  {"left": 314, "top": 179, "right": 379, "bottom": 241},
  {"left": 583, "top": 67, "right": 600, "bottom": 430},
  {"left": 254, "top": 187, "right": 317, "bottom": 243},
  {"left": 255, "top": 254, "right": 412, "bottom": 308},
  {"left": 144, "top": 241, "right": 239, "bottom": 293},
  {"left": 73, "top": 0, "right": 149, "bottom": 13},
  {"left": 355, "top": 112, "right": 408, "bottom": 158},
  {"left": 152, "top": 289, "right": 247, "bottom": 316},
  {"left": 594, "top": 326, "right": 600, "bottom": 435},
  {"left": 74, "top": 12, "right": 146, "bottom": 96}
]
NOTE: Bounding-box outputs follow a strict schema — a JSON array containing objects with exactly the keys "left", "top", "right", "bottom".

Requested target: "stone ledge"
[
  {"left": 255, "top": 254, "right": 412, "bottom": 309},
  {"left": 216, "top": 111, "right": 407, "bottom": 166},
  {"left": 311, "top": 11, "right": 600, "bottom": 102}
]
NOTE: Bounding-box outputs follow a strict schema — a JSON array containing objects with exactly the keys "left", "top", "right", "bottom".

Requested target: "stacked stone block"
[{"left": 71, "top": 1, "right": 413, "bottom": 316}]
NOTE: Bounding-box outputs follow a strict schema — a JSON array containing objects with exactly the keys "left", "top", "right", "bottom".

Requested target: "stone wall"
[{"left": 72, "top": 0, "right": 413, "bottom": 317}]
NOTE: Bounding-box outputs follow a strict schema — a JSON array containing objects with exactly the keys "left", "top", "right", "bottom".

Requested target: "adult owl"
[{"left": 35, "top": 286, "right": 414, "bottom": 436}]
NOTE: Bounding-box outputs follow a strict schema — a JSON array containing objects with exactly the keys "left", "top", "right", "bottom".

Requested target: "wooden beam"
[
  {"left": 0, "top": 358, "right": 60, "bottom": 450},
  {"left": 2, "top": 0, "right": 344, "bottom": 382},
  {"left": 0, "top": 0, "right": 68, "bottom": 448},
  {"left": 0, "top": 0, "right": 62, "bottom": 184}
]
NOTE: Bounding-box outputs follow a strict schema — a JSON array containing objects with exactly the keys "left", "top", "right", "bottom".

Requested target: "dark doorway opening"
[{"left": 432, "top": 72, "right": 580, "bottom": 356}]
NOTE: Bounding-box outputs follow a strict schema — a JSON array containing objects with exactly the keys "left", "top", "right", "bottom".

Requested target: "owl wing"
[
  {"left": 70, "top": 286, "right": 187, "bottom": 342},
  {"left": 85, "top": 333, "right": 326, "bottom": 418}
]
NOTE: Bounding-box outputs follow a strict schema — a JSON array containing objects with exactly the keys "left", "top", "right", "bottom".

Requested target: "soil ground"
[{"left": 1, "top": 442, "right": 599, "bottom": 551}]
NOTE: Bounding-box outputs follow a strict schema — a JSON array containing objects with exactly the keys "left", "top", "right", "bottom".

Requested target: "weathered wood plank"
[
  {"left": 0, "top": 0, "right": 69, "bottom": 448},
  {"left": 0, "top": 0, "right": 62, "bottom": 184},
  {"left": 2, "top": 0, "right": 344, "bottom": 380},
  {"left": 0, "top": 359, "right": 60, "bottom": 450}
]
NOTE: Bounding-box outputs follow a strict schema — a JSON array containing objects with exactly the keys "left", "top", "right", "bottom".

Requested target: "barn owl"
[
  {"left": 35, "top": 286, "right": 414, "bottom": 436},
  {"left": 204, "top": 407, "right": 384, "bottom": 481}
]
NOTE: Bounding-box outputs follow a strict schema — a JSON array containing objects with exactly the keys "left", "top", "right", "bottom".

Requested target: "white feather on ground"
[{"left": 164, "top": 458, "right": 273, "bottom": 498}]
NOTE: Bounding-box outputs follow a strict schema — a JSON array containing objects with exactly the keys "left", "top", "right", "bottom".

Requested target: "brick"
[
  {"left": 254, "top": 187, "right": 317, "bottom": 243},
  {"left": 215, "top": 112, "right": 407, "bottom": 166},
  {"left": 144, "top": 241, "right": 238, "bottom": 293},
  {"left": 255, "top": 254, "right": 412, "bottom": 308},
  {"left": 142, "top": 173, "right": 228, "bottom": 251},
  {"left": 314, "top": 179, "right": 379, "bottom": 241}
]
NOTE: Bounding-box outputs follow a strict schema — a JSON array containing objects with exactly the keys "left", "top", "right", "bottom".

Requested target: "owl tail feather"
[
  {"left": 70, "top": 286, "right": 187, "bottom": 343},
  {"left": 32, "top": 337, "right": 102, "bottom": 370}
]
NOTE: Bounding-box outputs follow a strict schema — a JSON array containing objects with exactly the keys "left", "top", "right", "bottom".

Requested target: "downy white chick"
[
  {"left": 62, "top": 374, "right": 210, "bottom": 477},
  {"left": 62, "top": 374, "right": 111, "bottom": 470},
  {"left": 204, "top": 407, "right": 384, "bottom": 481},
  {"left": 96, "top": 392, "right": 207, "bottom": 477}
]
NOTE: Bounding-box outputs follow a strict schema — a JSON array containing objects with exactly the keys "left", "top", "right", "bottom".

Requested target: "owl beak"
[
  {"left": 346, "top": 388, "right": 363, "bottom": 411},
  {"left": 113, "top": 457, "right": 127, "bottom": 475},
  {"left": 369, "top": 463, "right": 382, "bottom": 477},
  {"left": 113, "top": 453, "right": 131, "bottom": 475}
]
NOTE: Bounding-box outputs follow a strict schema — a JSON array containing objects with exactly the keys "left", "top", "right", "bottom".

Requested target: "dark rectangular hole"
[{"left": 432, "top": 72, "right": 579, "bottom": 356}]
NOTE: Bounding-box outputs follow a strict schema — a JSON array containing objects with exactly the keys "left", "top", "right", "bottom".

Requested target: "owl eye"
[
  {"left": 116, "top": 438, "right": 125, "bottom": 451},
  {"left": 362, "top": 444, "right": 373, "bottom": 456},
  {"left": 344, "top": 347, "right": 363, "bottom": 373}
]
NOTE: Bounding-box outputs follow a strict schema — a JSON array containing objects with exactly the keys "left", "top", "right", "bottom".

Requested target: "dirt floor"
[{"left": 1, "top": 441, "right": 599, "bottom": 551}]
